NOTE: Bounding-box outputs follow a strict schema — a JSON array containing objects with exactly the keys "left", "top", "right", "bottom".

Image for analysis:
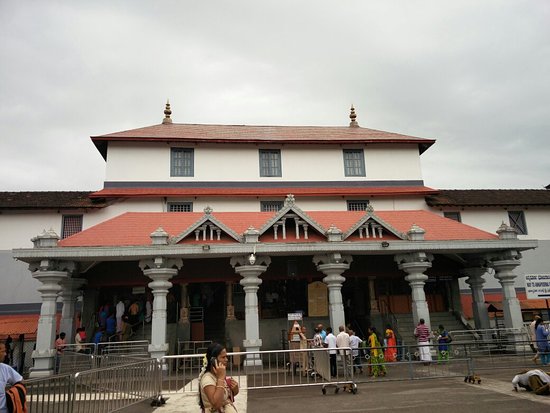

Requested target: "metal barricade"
[
  {"left": 177, "top": 340, "right": 212, "bottom": 355},
  {"left": 71, "top": 359, "right": 160, "bottom": 413},
  {"left": 160, "top": 347, "right": 357, "bottom": 396},
  {"left": 97, "top": 340, "right": 149, "bottom": 357},
  {"left": 26, "top": 373, "right": 74, "bottom": 413},
  {"left": 25, "top": 358, "right": 161, "bottom": 413},
  {"left": 57, "top": 351, "right": 96, "bottom": 375}
]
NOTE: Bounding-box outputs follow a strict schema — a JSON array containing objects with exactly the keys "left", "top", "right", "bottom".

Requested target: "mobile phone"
[{"left": 210, "top": 357, "right": 218, "bottom": 368}]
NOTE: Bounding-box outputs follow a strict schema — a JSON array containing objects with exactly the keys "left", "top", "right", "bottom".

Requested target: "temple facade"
[{"left": 4, "top": 104, "right": 543, "bottom": 377}]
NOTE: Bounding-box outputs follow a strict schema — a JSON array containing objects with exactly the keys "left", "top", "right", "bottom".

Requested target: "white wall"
[
  {"left": 429, "top": 207, "right": 549, "bottom": 291},
  {"left": 428, "top": 207, "right": 550, "bottom": 240},
  {"left": 105, "top": 142, "right": 424, "bottom": 182}
]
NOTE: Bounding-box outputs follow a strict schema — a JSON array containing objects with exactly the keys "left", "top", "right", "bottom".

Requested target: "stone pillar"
[
  {"left": 368, "top": 276, "right": 380, "bottom": 314},
  {"left": 226, "top": 281, "right": 236, "bottom": 321},
  {"left": 29, "top": 260, "right": 74, "bottom": 377},
  {"left": 230, "top": 254, "right": 270, "bottom": 368},
  {"left": 313, "top": 254, "right": 352, "bottom": 331},
  {"left": 463, "top": 267, "right": 491, "bottom": 330},
  {"left": 395, "top": 252, "right": 433, "bottom": 328},
  {"left": 140, "top": 257, "right": 183, "bottom": 359},
  {"left": 59, "top": 278, "right": 87, "bottom": 344},
  {"left": 490, "top": 250, "right": 524, "bottom": 331}
]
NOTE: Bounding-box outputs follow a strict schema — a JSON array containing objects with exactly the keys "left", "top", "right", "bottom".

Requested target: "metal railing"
[
  {"left": 448, "top": 327, "right": 530, "bottom": 344},
  {"left": 177, "top": 340, "right": 212, "bottom": 356},
  {"left": 55, "top": 341, "right": 150, "bottom": 375},
  {"left": 158, "top": 345, "right": 473, "bottom": 400},
  {"left": 25, "top": 358, "right": 161, "bottom": 413}
]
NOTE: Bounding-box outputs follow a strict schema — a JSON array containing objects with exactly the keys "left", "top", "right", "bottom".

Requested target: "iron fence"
[{"left": 24, "top": 358, "right": 160, "bottom": 413}]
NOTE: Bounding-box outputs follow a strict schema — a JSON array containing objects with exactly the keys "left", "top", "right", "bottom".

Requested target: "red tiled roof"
[
  {"left": 0, "top": 192, "right": 107, "bottom": 210},
  {"left": 426, "top": 189, "right": 550, "bottom": 207},
  {"left": 0, "top": 315, "right": 40, "bottom": 339},
  {"left": 91, "top": 123, "right": 435, "bottom": 159},
  {"left": 90, "top": 186, "right": 438, "bottom": 198},
  {"left": 92, "top": 123, "right": 435, "bottom": 145},
  {"left": 58, "top": 210, "right": 497, "bottom": 247}
]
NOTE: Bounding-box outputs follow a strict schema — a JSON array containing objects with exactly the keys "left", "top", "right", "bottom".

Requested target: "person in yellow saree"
[
  {"left": 384, "top": 324, "right": 397, "bottom": 362},
  {"left": 367, "top": 327, "right": 387, "bottom": 377}
]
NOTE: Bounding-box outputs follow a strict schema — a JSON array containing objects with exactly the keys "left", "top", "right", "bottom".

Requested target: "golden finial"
[
  {"left": 349, "top": 104, "right": 359, "bottom": 127},
  {"left": 163, "top": 100, "right": 172, "bottom": 124}
]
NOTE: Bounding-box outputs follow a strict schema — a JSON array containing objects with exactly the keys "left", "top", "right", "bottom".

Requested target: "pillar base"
[
  {"left": 30, "top": 349, "right": 56, "bottom": 378},
  {"left": 243, "top": 339, "right": 263, "bottom": 371},
  {"left": 149, "top": 343, "right": 169, "bottom": 360},
  {"left": 28, "top": 367, "right": 55, "bottom": 378}
]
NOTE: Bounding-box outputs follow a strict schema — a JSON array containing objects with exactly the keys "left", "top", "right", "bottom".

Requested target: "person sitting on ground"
[
  {"left": 198, "top": 342, "right": 239, "bottom": 413},
  {"left": 512, "top": 369, "right": 550, "bottom": 395}
]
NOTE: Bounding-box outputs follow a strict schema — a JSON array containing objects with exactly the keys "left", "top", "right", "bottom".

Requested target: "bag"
[
  {"left": 6, "top": 381, "right": 27, "bottom": 413},
  {"left": 447, "top": 333, "right": 453, "bottom": 343},
  {"left": 530, "top": 343, "right": 537, "bottom": 353}
]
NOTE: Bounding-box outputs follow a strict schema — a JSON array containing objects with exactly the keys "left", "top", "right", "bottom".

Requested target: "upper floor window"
[
  {"left": 347, "top": 200, "right": 370, "bottom": 211},
  {"left": 343, "top": 149, "right": 366, "bottom": 176},
  {"left": 259, "top": 150, "right": 282, "bottom": 177},
  {"left": 62, "top": 215, "right": 83, "bottom": 239},
  {"left": 261, "top": 201, "right": 284, "bottom": 212},
  {"left": 168, "top": 202, "right": 193, "bottom": 212},
  {"left": 508, "top": 211, "right": 527, "bottom": 235},
  {"left": 444, "top": 211, "right": 462, "bottom": 222},
  {"left": 171, "top": 148, "right": 194, "bottom": 177}
]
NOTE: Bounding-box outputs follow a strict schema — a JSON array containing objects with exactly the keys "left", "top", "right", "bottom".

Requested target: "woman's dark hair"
[
  {"left": 205, "top": 342, "right": 225, "bottom": 373},
  {"left": 536, "top": 318, "right": 544, "bottom": 327}
]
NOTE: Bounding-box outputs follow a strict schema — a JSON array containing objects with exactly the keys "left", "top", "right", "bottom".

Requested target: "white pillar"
[
  {"left": 395, "top": 252, "right": 433, "bottom": 328},
  {"left": 29, "top": 260, "right": 73, "bottom": 377},
  {"left": 463, "top": 267, "right": 491, "bottom": 330},
  {"left": 231, "top": 255, "right": 270, "bottom": 368},
  {"left": 140, "top": 258, "right": 183, "bottom": 360},
  {"left": 491, "top": 251, "right": 524, "bottom": 331},
  {"left": 313, "top": 254, "right": 352, "bottom": 331},
  {"left": 59, "top": 278, "right": 87, "bottom": 344}
]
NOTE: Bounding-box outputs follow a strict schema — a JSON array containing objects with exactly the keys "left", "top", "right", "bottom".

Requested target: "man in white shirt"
[
  {"left": 0, "top": 343, "right": 23, "bottom": 413},
  {"left": 512, "top": 369, "right": 550, "bottom": 394},
  {"left": 335, "top": 325, "right": 351, "bottom": 377},
  {"left": 349, "top": 330, "right": 364, "bottom": 374},
  {"left": 324, "top": 327, "right": 337, "bottom": 377}
]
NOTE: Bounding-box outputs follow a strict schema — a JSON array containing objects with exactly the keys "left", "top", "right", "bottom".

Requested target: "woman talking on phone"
[{"left": 198, "top": 342, "right": 239, "bottom": 412}]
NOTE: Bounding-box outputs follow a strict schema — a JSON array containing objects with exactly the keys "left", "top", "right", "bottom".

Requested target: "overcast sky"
[{"left": 1, "top": 0, "right": 548, "bottom": 191}]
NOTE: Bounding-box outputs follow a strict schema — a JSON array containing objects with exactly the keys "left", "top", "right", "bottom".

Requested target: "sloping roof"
[
  {"left": 0, "top": 315, "right": 40, "bottom": 339},
  {"left": 91, "top": 123, "right": 436, "bottom": 159},
  {"left": 426, "top": 189, "right": 550, "bottom": 207},
  {"left": 0, "top": 192, "right": 107, "bottom": 210},
  {"left": 58, "top": 209, "right": 497, "bottom": 247},
  {"left": 90, "top": 186, "right": 438, "bottom": 198}
]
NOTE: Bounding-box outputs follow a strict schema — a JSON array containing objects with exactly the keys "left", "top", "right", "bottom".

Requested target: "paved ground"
[{"left": 124, "top": 368, "right": 550, "bottom": 413}]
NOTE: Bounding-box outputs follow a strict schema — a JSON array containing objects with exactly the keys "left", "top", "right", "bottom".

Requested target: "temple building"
[{"left": 2, "top": 103, "right": 547, "bottom": 377}]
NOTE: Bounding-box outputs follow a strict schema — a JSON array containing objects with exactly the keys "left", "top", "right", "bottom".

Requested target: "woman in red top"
[{"left": 384, "top": 324, "right": 397, "bottom": 362}]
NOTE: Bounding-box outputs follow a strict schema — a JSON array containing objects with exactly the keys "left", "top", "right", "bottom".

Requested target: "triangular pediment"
[
  {"left": 343, "top": 206, "right": 407, "bottom": 241},
  {"left": 171, "top": 207, "right": 242, "bottom": 244},
  {"left": 259, "top": 195, "right": 326, "bottom": 241}
]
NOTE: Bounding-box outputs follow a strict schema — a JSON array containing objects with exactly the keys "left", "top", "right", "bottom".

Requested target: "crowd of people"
[
  {"left": 93, "top": 295, "right": 152, "bottom": 344},
  {"left": 308, "top": 323, "right": 401, "bottom": 378}
]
